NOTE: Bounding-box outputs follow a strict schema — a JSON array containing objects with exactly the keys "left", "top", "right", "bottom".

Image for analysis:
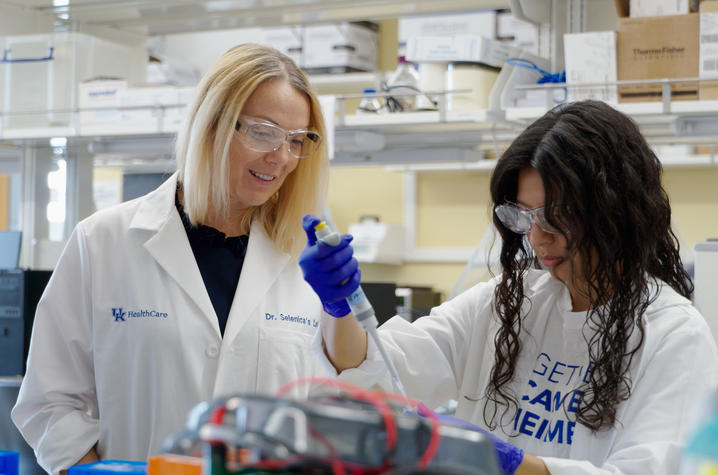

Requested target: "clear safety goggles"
[
  {"left": 494, "top": 202, "right": 562, "bottom": 235},
  {"left": 234, "top": 115, "right": 321, "bottom": 159}
]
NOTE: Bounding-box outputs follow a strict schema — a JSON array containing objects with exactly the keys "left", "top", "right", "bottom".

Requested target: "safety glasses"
[
  {"left": 494, "top": 202, "right": 562, "bottom": 235},
  {"left": 234, "top": 115, "right": 321, "bottom": 158}
]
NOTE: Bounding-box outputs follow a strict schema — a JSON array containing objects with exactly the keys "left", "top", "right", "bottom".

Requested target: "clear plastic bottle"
[
  {"left": 357, "top": 88, "right": 383, "bottom": 114},
  {"left": 386, "top": 56, "right": 419, "bottom": 112}
]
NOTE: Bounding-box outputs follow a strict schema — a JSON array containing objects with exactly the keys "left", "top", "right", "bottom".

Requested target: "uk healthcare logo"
[
  {"left": 112, "top": 307, "right": 126, "bottom": 322},
  {"left": 112, "top": 306, "right": 168, "bottom": 322}
]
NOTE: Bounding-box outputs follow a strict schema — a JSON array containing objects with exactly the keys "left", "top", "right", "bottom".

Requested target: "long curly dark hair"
[{"left": 486, "top": 100, "right": 693, "bottom": 432}]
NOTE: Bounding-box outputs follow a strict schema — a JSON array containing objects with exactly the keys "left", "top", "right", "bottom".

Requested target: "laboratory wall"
[
  {"left": 328, "top": 166, "right": 718, "bottom": 299},
  {"left": 328, "top": 167, "right": 493, "bottom": 298},
  {"left": 0, "top": 176, "right": 8, "bottom": 230},
  {"left": 663, "top": 168, "right": 718, "bottom": 251}
]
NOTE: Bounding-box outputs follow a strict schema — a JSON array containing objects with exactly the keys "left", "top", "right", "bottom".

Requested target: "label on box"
[
  {"left": 405, "top": 35, "right": 513, "bottom": 68},
  {"left": 700, "top": 12, "right": 718, "bottom": 78},
  {"left": 78, "top": 80, "right": 127, "bottom": 109}
]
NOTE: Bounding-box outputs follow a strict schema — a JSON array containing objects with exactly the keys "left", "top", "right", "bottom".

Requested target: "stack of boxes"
[
  {"left": 564, "top": 0, "right": 718, "bottom": 103},
  {"left": 615, "top": 0, "right": 700, "bottom": 102},
  {"left": 0, "top": 32, "right": 145, "bottom": 133},
  {"left": 260, "top": 22, "right": 379, "bottom": 74},
  {"left": 78, "top": 81, "right": 196, "bottom": 135}
]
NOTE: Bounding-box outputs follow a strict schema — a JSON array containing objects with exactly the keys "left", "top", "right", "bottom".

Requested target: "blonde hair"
[{"left": 175, "top": 43, "right": 329, "bottom": 256}]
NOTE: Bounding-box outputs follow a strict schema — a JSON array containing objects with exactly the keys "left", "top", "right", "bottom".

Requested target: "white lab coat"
[
  {"left": 315, "top": 270, "right": 718, "bottom": 475},
  {"left": 12, "top": 173, "right": 325, "bottom": 474}
]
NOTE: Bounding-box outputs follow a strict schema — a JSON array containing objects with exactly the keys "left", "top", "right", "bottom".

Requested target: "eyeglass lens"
[
  {"left": 495, "top": 203, "right": 561, "bottom": 234},
  {"left": 238, "top": 120, "right": 320, "bottom": 158}
]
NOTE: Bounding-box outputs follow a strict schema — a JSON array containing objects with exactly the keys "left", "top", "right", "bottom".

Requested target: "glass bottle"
[
  {"left": 357, "top": 88, "right": 383, "bottom": 114},
  {"left": 386, "top": 56, "right": 419, "bottom": 112}
]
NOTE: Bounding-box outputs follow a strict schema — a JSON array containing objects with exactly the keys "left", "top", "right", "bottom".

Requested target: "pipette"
[{"left": 314, "top": 221, "right": 410, "bottom": 401}]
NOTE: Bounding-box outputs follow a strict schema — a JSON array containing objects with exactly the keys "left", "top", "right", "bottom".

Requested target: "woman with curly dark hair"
[{"left": 300, "top": 100, "right": 718, "bottom": 474}]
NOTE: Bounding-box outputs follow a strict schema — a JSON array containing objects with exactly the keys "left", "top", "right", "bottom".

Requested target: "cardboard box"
[
  {"left": 615, "top": 0, "right": 630, "bottom": 18},
  {"left": 617, "top": 13, "right": 699, "bottom": 102},
  {"left": 302, "top": 22, "right": 378, "bottom": 73},
  {"left": 615, "top": 0, "right": 698, "bottom": 17}
]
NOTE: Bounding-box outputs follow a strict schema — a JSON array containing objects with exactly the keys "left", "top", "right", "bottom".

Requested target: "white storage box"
[
  {"left": 161, "top": 86, "right": 195, "bottom": 133},
  {"left": 348, "top": 220, "right": 404, "bottom": 265},
  {"left": 399, "top": 11, "right": 497, "bottom": 42},
  {"left": 564, "top": 31, "right": 617, "bottom": 103},
  {"left": 0, "top": 32, "right": 145, "bottom": 133},
  {"left": 78, "top": 80, "right": 127, "bottom": 129},
  {"left": 405, "top": 35, "right": 514, "bottom": 68},
  {"left": 496, "top": 10, "right": 540, "bottom": 56},
  {"left": 302, "top": 22, "right": 378, "bottom": 73},
  {"left": 80, "top": 85, "right": 189, "bottom": 135},
  {"left": 78, "top": 79, "right": 128, "bottom": 109},
  {"left": 260, "top": 26, "right": 303, "bottom": 67}
]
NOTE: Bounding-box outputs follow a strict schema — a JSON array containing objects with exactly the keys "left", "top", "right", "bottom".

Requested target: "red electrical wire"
[
  {"left": 276, "top": 377, "right": 399, "bottom": 456},
  {"left": 308, "top": 425, "right": 346, "bottom": 475},
  {"left": 209, "top": 405, "right": 227, "bottom": 425},
  {"left": 276, "top": 376, "right": 453, "bottom": 474},
  {"left": 373, "top": 391, "right": 442, "bottom": 469}
]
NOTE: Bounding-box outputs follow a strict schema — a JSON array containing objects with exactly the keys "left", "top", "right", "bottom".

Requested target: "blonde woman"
[{"left": 13, "top": 44, "right": 329, "bottom": 474}]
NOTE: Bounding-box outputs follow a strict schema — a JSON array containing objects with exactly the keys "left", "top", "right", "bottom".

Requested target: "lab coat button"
[{"left": 205, "top": 345, "right": 219, "bottom": 358}]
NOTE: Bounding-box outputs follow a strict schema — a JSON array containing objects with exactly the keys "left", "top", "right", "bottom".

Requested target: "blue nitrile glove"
[
  {"left": 299, "top": 214, "right": 362, "bottom": 318},
  {"left": 417, "top": 402, "right": 524, "bottom": 475}
]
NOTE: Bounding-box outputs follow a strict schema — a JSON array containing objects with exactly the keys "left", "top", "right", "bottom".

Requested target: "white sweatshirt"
[{"left": 313, "top": 270, "right": 718, "bottom": 474}]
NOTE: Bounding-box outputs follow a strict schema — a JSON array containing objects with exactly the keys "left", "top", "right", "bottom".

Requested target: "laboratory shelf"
[
  {"left": 341, "top": 109, "right": 515, "bottom": 132},
  {"left": 344, "top": 110, "right": 443, "bottom": 127},
  {"left": 1, "top": 96, "right": 718, "bottom": 170},
  {"left": 507, "top": 100, "right": 718, "bottom": 122},
  {"left": 1, "top": 126, "right": 79, "bottom": 140},
  {"left": 309, "top": 72, "right": 384, "bottom": 95}
]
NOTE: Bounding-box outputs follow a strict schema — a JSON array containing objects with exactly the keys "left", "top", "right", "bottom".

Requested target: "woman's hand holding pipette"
[
  {"left": 299, "top": 214, "right": 361, "bottom": 318},
  {"left": 300, "top": 214, "right": 367, "bottom": 371}
]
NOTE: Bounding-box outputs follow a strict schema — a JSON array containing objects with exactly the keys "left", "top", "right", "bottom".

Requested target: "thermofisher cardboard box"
[{"left": 617, "top": 13, "right": 699, "bottom": 102}]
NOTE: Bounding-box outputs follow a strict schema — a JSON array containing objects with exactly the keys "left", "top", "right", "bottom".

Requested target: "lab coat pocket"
[{"left": 256, "top": 327, "right": 323, "bottom": 397}]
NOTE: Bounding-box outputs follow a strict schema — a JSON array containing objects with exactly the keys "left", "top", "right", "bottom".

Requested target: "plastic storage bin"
[{"left": 0, "top": 32, "right": 145, "bottom": 135}]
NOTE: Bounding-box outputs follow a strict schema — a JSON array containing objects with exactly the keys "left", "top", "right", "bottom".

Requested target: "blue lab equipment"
[
  {"left": 0, "top": 451, "right": 19, "bottom": 475},
  {"left": 67, "top": 460, "right": 147, "bottom": 475}
]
